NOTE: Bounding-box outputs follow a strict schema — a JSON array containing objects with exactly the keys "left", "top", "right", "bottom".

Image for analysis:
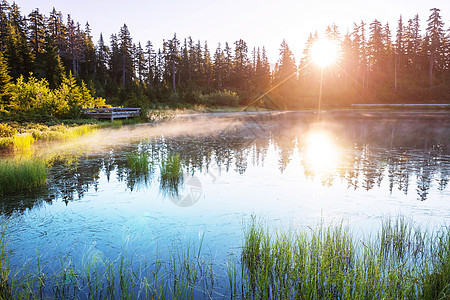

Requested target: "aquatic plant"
[
  {"left": 160, "top": 153, "right": 183, "bottom": 182},
  {"left": 0, "top": 159, "right": 47, "bottom": 194},
  {"left": 126, "top": 152, "right": 151, "bottom": 172},
  {"left": 241, "top": 217, "right": 450, "bottom": 299},
  {"left": 0, "top": 217, "right": 449, "bottom": 298}
]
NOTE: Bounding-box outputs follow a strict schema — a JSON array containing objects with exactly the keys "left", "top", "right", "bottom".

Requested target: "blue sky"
[{"left": 16, "top": 0, "right": 450, "bottom": 63}]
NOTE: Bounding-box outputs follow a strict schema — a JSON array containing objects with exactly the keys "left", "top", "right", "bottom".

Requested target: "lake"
[{"left": 1, "top": 110, "right": 449, "bottom": 297}]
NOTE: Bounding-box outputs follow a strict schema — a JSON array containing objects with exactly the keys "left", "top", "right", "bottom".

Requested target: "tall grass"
[
  {"left": 0, "top": 226, "right": 212, "bottom": 299},
  {"left": 0, "top": 217, "right": 448, "bottom": 298},
  {"left": 12, "top": 134, "right": 34, "bottom": 150},
  {"left": 160, "top": 153, "right": 183, "bottom": 188},
  {"left": 126, "top": 152, "right": 152, "bottom": 172},
  {"left": 0, "top": 159, "right": 47, "bottom": 194},
  {"left": 241, "top": 217, "right": 450, "bottom": 299}
]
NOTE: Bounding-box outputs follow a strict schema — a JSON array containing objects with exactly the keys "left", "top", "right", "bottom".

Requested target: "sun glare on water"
[
  {"left": 303, "top": 130, "right": 342, "bottom": 173},
  {"left": 311, "top": 39, "right": 339, "bottom": 67}
]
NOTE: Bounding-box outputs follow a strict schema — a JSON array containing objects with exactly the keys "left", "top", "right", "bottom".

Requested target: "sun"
[{"left": 310, "top": 39, "right": 339, "bottom": 67}]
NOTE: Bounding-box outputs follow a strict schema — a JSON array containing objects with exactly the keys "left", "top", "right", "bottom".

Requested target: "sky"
[{"left": 15, "top": 0, "right": 450, "bottom": 64}]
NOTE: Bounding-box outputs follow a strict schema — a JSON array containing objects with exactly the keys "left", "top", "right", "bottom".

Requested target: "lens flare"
[{"left": 311, "top": 39, "right": 339, "bottom": 67}]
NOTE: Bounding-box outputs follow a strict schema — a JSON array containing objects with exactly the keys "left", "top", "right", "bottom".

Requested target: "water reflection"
[
  {"left": 0, "top": 112, "right": 448, "bottom": 214},
  {"left": 303, "top": 130, "right": 342, "bottom": 174}
]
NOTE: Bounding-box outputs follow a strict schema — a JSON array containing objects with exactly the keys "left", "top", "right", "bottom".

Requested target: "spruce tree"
[
  {"left": 0, "top": 50, "right": 11, "bottom": 105},
  {"left": 426, "top": 8, "right": 445, "bottom": 86}
]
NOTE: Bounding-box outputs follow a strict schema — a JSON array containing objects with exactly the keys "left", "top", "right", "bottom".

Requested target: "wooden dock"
[{"left": 81, "top": 108, "right": 141, "bottom": 121}]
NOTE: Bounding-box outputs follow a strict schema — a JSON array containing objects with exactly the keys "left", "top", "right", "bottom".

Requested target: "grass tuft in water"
[
  {"left": 0, "top": 159, "right": 47, "bottom": 195},
  {"left": 126, "top": 152, "right": 152, "bottom": 172},
  {"left": 160, "top": 154, "right": 183, "bottom": 185}
]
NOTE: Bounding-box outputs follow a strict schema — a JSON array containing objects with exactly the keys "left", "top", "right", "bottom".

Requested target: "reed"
[
  {"left": 241, "top": 217, "right": 450, "bottom": 299},
  {"left": 160, "top": 153, "right": 183, "bottom": 182},
  {"left": 0, "top": 217, "right": 449, "bottom": 299},
  {"left": 126, "top": 152, "right": 152, "bottom": 172},
  {"left": 0, "top": 159, "right": 47, "bottom": 194}
]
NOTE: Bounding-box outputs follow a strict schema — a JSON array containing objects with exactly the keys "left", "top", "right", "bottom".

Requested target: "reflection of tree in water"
[{"left": 1, "top": 114, "right": 448, "bottom": 214}]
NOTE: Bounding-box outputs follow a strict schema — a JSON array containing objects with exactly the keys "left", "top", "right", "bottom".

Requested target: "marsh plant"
[
  {"left": 159, "top": 153, "right": 183, "bottom": 194},
  {"left": 241, "top": 217, "right": 450, "bottom": 299},
  {"left": 0, "top": 228, "right": 214, "bottom": 300},
  {"left": 0, "top": 159, "right": 47, "bottom": 194},
  {"left": 0, "top": 217, "right": 449, "bottom": 299},
  {"left": 126, "top": 152, "right": 152, "bottom": 172}
]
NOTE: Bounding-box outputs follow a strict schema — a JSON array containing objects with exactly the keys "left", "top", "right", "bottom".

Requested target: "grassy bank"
[
  {"left": 0, "top": 217, "right": 448, "bottom": 299},
  {"left": 0, "top": 117, "right": 151, "bottom": 152},
  {"left": 0, "top": 159, "right": 47, "bottom": 195},
  {"left": 0, "top": 122, "right": 101, "bottom": 151}
]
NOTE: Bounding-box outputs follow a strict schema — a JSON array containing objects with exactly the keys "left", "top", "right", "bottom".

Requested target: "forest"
[{"left": 0, "top": 0, "right": 449, "bottom": 119}]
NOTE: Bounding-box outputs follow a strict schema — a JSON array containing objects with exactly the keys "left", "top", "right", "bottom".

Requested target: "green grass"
[
  {"left": 126, "top": 152, "right": 152, "bottom": 172},
  {"left": 0, "top": 217, "right": 449, "bottom": 298},
  {"left": 0, "top": 159, "right": 48, "bottom": 195},
  {"left": 0, "top": 226, "right": 211, "bottom": 299},
  {"left": 160, "top": 153, "right": 183, "bottom": 182},
  {"left": 241, "top": 217, "right": 450, "bottom": 299},
  {"left": 0, "top": 123, "right": 102, "bottom": 151}
]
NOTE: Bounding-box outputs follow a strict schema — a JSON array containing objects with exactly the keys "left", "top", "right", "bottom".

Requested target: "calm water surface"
[{"left": 1, "top": 110, "right": 449, "bottom": 286}]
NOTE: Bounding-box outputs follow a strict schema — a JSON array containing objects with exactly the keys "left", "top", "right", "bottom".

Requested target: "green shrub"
[
  {"left": 7, "top": 74, "right": 106, "bottom": 119},
  {"left": 201, "top": 90, "right": 240, "bottom": 106}
]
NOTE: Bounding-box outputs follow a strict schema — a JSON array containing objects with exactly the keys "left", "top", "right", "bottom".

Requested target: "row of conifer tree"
[{"left": 0, "top": 1, "right": 449, "bottom": 112}]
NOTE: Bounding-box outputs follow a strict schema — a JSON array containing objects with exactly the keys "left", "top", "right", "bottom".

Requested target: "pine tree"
[
  {"left": 274, "top": 39, "right": 296, "bottom": 86},
  {"left": 96, "top": 33, "right": 109, "bottom": 84},
  {"left": 368, "top": 19, "right": 383, "bottom": 73},
  {"left": 118, "top": 24, "right": 133, "bottom": 88},
  {"left": 47, "top": 8, "right": 66, "bottom": 55},
  {"left": 135, "top": 42, "right": 146, "bottom": 86},
  {"left": 233, "top": 39, "right": 249, "bottom": 90},
  {"left": 144, "top": 41, "right": 156, "bottom": 86},
  {"left": 0, "top": 0, "right": 9, "bottom": 51},
  {"left": 5, "top": 3, "right": 32, "bottom": 78},
  {"left": 213, "top": 43, "right": 224, "bottom": 89},
  {"left": 82, "top": 22, "right": 96, "bottom": 77},
  {"left": 64, "top": 15, "right": 85, "bottom": 77},
  {"left": 28, "top": 8, "right": 45, "bottom": 55},
  {"left": 395, "top": 15, "right": 406, "bottom": 89},
  {"left": 426, "top": 8, "right": 445, "bottom": 85},
  {"left": 42, "top": 34, "right": 65, "bottom": 88},
  {"left": 0, "top": 50, "right": 11, "bottom": 105},
  {"left": 203, "top": 41, "right": 212, "bottom": 87}
]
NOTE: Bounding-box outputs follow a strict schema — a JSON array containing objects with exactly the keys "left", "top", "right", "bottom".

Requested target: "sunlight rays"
[{"left": 311, "top": 39, "right": 339, "bottom": 67}]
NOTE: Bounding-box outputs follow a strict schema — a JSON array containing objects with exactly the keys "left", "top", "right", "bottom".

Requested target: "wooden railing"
[{"left": 81, "top": 108, "right": 141, "bottom": 121}]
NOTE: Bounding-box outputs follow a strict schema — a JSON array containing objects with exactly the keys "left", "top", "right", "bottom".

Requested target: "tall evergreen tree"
[
  {"left": 274, "top": 39, "right": 296, "bottom": 86},
  {"left": 117, "top": 24, "right": 133, "bottom": 88},
  {"left": 426, "top": 8, "right": 446, "bottom": 85},
  {"left": 27, "top": 8, "right": 45, "bottom": 55},
  {"left": 0, "top": 50, "right": 11, "bottom": 105}
]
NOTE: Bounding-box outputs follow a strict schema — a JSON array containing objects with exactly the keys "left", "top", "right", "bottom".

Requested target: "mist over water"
[{"left": 0, "top": 111, "right": 449, "bottom": 290}]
